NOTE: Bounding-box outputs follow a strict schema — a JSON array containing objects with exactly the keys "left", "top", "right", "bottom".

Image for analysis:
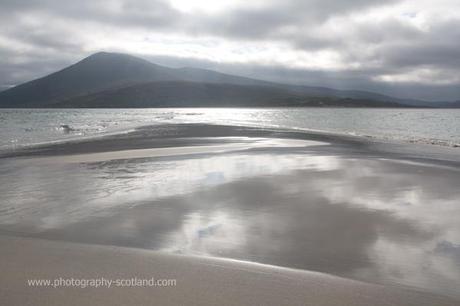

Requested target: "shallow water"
[
  {"left": 1, "top": 108, "right": 459, "bottom": 149},
  {"left": 0, "top": 135, "right": 459, "bottom": 298}
]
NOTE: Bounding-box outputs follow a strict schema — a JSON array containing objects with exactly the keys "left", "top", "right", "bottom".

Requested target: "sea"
[{"left": 0, "top": 108, "right": 459, "bottom": 149}]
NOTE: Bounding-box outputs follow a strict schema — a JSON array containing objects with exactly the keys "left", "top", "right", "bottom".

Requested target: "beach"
[
  {"left": 1, "top": 123, "right": 459, "bottom": 305},
  {"left": 2, "top": 234, "right": 459, "bottom": 306}
]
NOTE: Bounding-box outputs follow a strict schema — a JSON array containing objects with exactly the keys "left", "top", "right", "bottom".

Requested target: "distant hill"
[
  {"left": 0, "top": 52, "right": 453, "bottom": 108},
  {"left": 428, "top": 100, "right": 460, "bottom": 108},
  {"left": 50, "top": 81, "right": 406, "bottom": 108}
]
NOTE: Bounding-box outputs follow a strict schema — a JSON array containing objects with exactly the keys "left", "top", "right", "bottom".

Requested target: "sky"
[{"left": 1, "top": 0, "right": 460, "bottom": 101}]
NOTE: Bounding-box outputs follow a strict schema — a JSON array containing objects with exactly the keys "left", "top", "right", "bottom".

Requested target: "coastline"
[
  {"left": 1, "top": 108, "right": 459, "bottom": 153},
  {"left": 2, "top": 123, "right": 460, "bottom": 166}
]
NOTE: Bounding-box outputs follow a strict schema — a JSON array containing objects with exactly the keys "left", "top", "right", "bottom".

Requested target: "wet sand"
[
  {"left": 1, "top": 234, "right": 458, "bottom": 306},
  {"left": 0, "top": 123, "right": 459, "bottom": 304}
]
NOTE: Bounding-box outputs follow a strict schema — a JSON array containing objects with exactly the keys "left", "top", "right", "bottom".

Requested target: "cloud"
[{"left": 0, "top": 0, "right": 459, "bottom": 101}]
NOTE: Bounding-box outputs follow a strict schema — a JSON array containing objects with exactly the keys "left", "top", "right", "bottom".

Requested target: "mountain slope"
[
  {"left": 0, "top": 52, "right": 172, "bottom": 107},
  {"left": 0, "top": 52, "right": 268, "bottom": 107},
  {"left": 0, "top": 51, "right": 441, "bottom": 108},
  {"left": 426, "top": 100, "right": 460, "bottom": 108},
  {"left": 49, "top": 81, "right": 407, "bottom": 108}
]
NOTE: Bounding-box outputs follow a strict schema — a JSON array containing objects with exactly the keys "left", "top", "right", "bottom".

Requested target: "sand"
[
  {"left": 1, "top": 235, "right": 458, "bottom": 306},
  {"left": 1, "top": 123, "right": 459, "bottom": 305}
]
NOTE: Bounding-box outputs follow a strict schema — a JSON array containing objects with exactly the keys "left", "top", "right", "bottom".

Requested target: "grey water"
[{"left": 1, "top": 108, "right": 459, "bottom": 149}]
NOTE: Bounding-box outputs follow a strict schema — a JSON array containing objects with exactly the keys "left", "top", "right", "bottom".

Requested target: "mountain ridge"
[
  {"left": 0, "top": 52, "right": 456, "bottom": 108},
  {"left": 48, "top": 80, "right": 406, "bottom": 108}
]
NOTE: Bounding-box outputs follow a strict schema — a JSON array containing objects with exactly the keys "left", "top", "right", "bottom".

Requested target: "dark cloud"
[
  {"left": 140, "top": 54, "right": 460, "bottom": 101},
  {"left": 0, "top": 0, "right": 459, "bottom": 101},
  {"left": 195, "top": 0, "right": 401, "bottom": 40}
]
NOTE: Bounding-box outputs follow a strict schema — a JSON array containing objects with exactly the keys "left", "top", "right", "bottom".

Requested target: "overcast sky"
[{"left": 1, "top": 0, "right": 460, "bottom": 101}]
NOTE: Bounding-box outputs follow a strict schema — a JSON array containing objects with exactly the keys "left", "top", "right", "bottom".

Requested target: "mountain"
[
  {"left": 0, "top": 52, "right": 446, "bottom": 108},
  {"left": 50, "top": 81, "right": 405, "bottom": 108},
  {"left": 425, "top": 100, "right": 460, "bottom": 108},
  {"left": 0, "top": 52, "right": 268, "bottom": 108}
]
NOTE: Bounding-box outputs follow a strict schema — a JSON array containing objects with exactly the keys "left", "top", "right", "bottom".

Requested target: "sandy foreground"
[
  {"left": 1, "top": 123, "right": 460, "bottom": 305},
  {"left": 1, "top": 234, "right": 458, "bottom": 306}
]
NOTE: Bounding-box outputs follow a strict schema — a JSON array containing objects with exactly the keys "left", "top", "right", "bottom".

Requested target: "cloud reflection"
[{"left": 0, "top": 149, "right": 459, "bottom": 297}]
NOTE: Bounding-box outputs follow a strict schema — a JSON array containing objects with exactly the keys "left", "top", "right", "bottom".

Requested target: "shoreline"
[
  {"left": 2, "top": 123, "right": 459, "bottom": 166},
  {"left": 1, "top": 108, "right": 460, "bottom": 153}
]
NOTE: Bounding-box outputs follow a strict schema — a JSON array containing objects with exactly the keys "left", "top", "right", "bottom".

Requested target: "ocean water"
[{"left": 0, "top": 108, "right": 459, "bottom": 149}]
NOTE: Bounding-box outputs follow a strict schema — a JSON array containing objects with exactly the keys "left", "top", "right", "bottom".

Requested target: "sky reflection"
[{"left": 0, "top": 146, "right": 459, "bottom": 297}]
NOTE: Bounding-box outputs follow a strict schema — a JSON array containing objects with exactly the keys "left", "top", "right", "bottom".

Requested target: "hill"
[
  {"left": 0, "top": 52, "right": 269, "bottom": 108},
  {"left": 50, "top": 81, "right": 406, "bottom": 108},
  {"left": 0, "top": 52, "right": 444, "bottom": 108}
]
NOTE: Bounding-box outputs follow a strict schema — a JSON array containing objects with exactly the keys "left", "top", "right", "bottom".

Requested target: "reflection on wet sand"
[{"left": 0, "top": 135, "right": 459, "bottom": 298}]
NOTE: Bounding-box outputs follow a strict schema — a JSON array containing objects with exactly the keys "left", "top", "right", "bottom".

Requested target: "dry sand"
[{"left": 1, "top": 235, "right": 458, "bottom": 306}]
